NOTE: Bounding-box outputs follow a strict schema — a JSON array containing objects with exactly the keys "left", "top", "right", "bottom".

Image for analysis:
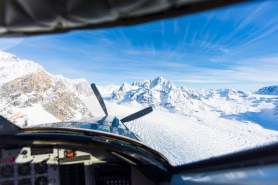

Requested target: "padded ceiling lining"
[{"left": 0, "top": 0, "right": 247, "bottom": 36}]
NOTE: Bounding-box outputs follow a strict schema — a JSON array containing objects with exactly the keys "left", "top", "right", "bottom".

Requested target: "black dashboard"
[
  {"left": 0, "top": 146, "right": 151, "bottom": 185},
  {"left": 1, "top": 126, "right": 278, "bottom": 185}
]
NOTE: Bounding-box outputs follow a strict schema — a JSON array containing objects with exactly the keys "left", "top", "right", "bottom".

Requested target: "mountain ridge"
[
  {"left": 0, "top": 50, "right": 93, "bottom": 126},
  {"left": 109, "top": 77, "right": 278, "bottom": 120},
  {"left": 0, "top": 50, "right": 277, "bottom": 127}
]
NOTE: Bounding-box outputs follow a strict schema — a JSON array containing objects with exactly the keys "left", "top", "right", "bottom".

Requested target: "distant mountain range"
[
  {"left": 0, "top": 50, "right": 277, "bottom": 127},
  {"left": 110, "top": 77, "right": 278, "bottom": 119},
  {"left": 110, "top": 76, "right": 252, "bottom": 114}
]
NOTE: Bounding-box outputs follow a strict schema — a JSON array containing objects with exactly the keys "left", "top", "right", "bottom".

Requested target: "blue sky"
[{"left": 0, "top": 1, "right": 278, "bottom": 90}]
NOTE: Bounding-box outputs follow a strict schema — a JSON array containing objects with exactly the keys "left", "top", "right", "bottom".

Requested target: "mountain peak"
[
  {"left": 0, "top": 50, "right": 17, "bottom": 60},
  {"left": 131, "top": 76, "right": 174, "bottom": 90},
  {"left": 0, "top": 50, "right": 45, "bottom": 85},
  {"left": 256, "top": 85, "right": 278, "bottom": 95},
  {"left": 152, "top": 76, "right": 166, "bottom": 82},
  {"left": 0, "top": 50, "right": 93, "bottom": 125},
  {"left": 149, "top": 76, "right": 174, "bottom": 90}
]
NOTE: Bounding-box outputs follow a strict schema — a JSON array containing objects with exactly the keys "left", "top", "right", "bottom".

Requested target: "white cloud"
[
  {"left": 0, "top": 38, "right": 25, "bottom": 50},
  {"left": 177, "top": 79, "right": 235, "bottom": 84}
]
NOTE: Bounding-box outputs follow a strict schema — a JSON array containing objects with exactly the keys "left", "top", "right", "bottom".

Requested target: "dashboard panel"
[{"left": 0, "top": 146, "right": 151, "bottom": 185}]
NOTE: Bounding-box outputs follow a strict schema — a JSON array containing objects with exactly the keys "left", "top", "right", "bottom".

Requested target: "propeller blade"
[
  {"left": 121, "top": 106, "right": 153, "bottom": 123},
  {"left": 91, "top": 83, "right": 108, "bottom": 116}
]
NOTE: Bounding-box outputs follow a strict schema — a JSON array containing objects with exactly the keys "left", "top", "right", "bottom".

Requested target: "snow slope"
[
  {"left": 1, "top": 50, "right": 278, "bottom": 165},
  {"left": 109, "top": 77, "right": 278, "bottom": 129},
  {"left": 82, "top": 96, "right": 278, "bottom": 165},
  {"left": 93, "top": 77, "right": 278, "bottom": 165},
  {"left": 0, "top": 50, "right": 43, "bottom": 84},
  {"left": 0, "top": 50, "right": 92, "bottom": 125}
]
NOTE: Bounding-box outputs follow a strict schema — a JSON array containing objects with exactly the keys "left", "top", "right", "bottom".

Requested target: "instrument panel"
[{"left": 0, "top": 146, "right": 133, "bottom": 185}]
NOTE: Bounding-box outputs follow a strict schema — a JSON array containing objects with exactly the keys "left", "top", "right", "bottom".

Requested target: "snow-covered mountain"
[
  {"left": 111, "top": 77, "right": 182, "bottom": 109},
  {"left": 255, "top": 85, "right": 278, "bottom": 115},
  {"left": 100, "top": 78, "right": 278, "bottom": 164},
  {"left": 256, "top": 85, "right": 278, "bottom": 95},
  {"left": 109, "top": 78, "right": 278, "bottom": 124},
  {"left": 0, "top": 51, "right": 93, "bottom": 127},
  {"left": 1, "top": 50, "right": 278, "bottom": 165},
  {"left": 110, "top": 77, "right": 273, "bottom": 116}
]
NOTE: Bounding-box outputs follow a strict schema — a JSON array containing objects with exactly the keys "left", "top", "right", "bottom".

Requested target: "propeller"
[
  {"left": 120, "top": 106, "right": 153, "bottom": 123},
  {"left": 90, "top": 83, "right": 153, "bottom": 123},
  {"left": 91, "top": 83, "right": 108, "bottom": 116}
]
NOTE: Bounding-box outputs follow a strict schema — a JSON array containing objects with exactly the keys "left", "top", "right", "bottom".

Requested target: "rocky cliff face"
[
  {"left": 1, "top": 69, "right": 51, "bottom": 106},
  {"left": 0, "top": 50, "right": 93, "bottom": 126},
  {"left": 41, "top": 80, "right": 92, "bottom": 121}
]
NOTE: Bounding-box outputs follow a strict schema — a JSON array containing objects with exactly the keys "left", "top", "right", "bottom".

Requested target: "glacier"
[
  {"left": 93, "top": 77, "right": 278, "bottom": 165},
  {"left": 1, "top": 50, "right": 278, "bottom": 165}
]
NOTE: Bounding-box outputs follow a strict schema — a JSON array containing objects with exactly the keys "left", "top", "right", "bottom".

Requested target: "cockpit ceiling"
[{"left": 0, "top": 0, "right": 247, "bottom": 36}]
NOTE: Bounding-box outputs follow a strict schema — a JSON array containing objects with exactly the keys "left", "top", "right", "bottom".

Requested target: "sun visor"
[{"left": 0, "top": 0, "right": 246, "bottom": 36}]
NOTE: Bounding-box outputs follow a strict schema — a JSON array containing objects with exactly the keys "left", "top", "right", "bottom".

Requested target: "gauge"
[
  {"left": 21, "top": 150, "right": 28, "bottom": 155},
  {"left": 17, "top": 163, "right": 31, "bottom": 176},
  {"left": 64, "top": 150, "right": 75, "bottom": 158},
  {"left": 1, "top": 165, "right": 14, "bottom": 178},
  {"left": 34, "top": 162, "right": 48, "bottom": 174},
  {"left": 18, "top": 178, "right": 32, "bottom": 185},
  {"left": 35, "top": 176, "right": 48, "bottom": 185}
]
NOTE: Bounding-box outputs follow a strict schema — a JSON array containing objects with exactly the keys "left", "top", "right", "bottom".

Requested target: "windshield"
[{"left": 0, "top": 1, "right": 278, "bottom": 166}]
